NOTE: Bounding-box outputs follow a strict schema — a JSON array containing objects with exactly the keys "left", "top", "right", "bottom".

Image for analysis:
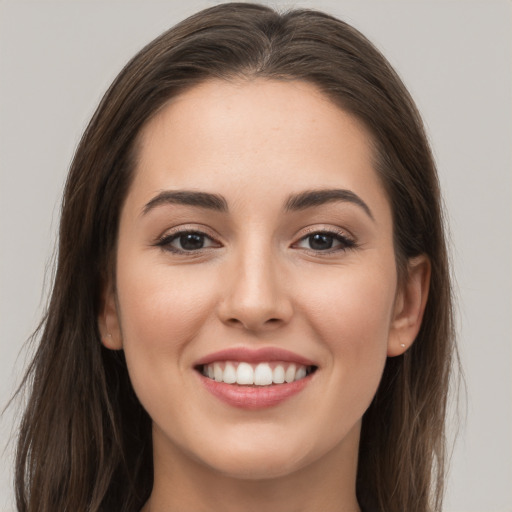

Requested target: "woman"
[{"left": 14, "top": 3, "right": 455, "bottom": 511}]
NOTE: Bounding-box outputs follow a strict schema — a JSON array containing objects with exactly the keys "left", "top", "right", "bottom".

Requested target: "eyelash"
[
  {"left": 155, "top": 230, "right": 220, "bottom": 255},
  {"left": 155, "top": 228, "right": 357, "bottom": 255},
  {"left": 294, "top": 228, "right": 357, "bottom": 254}
]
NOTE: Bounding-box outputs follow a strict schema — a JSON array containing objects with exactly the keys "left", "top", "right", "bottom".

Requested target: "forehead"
[{"left": 128, "top": 78, "right": 389, "bottom": 220}]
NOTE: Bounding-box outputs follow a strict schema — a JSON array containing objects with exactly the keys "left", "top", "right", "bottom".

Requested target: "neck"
[{"left": 143, "top": 422, "right": 362, "bottom": 512}]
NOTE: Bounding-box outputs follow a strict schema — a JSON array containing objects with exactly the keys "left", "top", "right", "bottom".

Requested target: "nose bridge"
[{"left": 218, "top": 233, "right": 292, "bottom": 330}]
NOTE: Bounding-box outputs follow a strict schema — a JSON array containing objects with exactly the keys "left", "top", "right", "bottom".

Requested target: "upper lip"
[{"left": 194, "top": 347, "right": 317, "bottom": 368}]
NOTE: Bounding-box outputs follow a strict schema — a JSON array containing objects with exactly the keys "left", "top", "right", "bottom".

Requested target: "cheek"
[
  {"left": 300, "top": 261, "right": 396, "bottom": 347},
  {"left": 297, "top": 259, "right": 396, "bottom": 398},
  {"left": 113, "top": 255, "right": 222, "bottom": 413},
  {"left": 117, "top": 260, "right": 216, "bottom": 349},
  {"left": 113, "top": 258, "right": 223, "bottom": 435}
]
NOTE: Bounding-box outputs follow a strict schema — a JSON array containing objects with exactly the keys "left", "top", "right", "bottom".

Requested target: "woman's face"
[{"left": 102, "top": 79, "right": 422, "bottom": 480}]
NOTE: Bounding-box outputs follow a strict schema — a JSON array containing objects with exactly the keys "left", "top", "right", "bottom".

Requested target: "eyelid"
[
  {"left": 295, "top": 224, "right": 356, "bottom": 243},
  {"left": 154, "top": 225, "right": 223, "bottom": 254},
  {"left": 291, "top": 225, "right": 358, "bottom": 253},
  {"left": 153, "top": 224, "right": 357, "bottom": 255}
]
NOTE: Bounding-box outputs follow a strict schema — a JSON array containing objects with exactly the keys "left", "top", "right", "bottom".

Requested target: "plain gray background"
[{"left": 1, "top": 1, "right": 511, "bottom": 511}]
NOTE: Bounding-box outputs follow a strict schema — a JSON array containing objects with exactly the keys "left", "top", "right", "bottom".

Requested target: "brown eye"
[
  {"left": 157, "top": 231, "right": 219, "bottom": 253},
  {"left": 295, "top": 231, "right": 356, "bottom": 252},
  {"left": 176, "top": 233, "right": 207, "bottom": 250},
  {"left": 308, "top": 233, "right": 335, "bottom": 250}
]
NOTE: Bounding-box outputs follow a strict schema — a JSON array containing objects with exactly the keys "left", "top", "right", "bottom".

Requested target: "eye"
[
  {"left": 295, "top": 231, "right": 356, "bottom": 252},
  {"left": 157, "top": 230, "right": 219, "bottom": 253}
]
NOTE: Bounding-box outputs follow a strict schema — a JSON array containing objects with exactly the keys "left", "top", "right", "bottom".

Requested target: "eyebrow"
[
  {"left": 284, "top": 188, "right": 374, "bottom": 220},
  {"left": 142, "top": 190, "right": 228, "bottom": 215},
  {"left": 142, "top": 188, "right": 373, "bottom": 221}
]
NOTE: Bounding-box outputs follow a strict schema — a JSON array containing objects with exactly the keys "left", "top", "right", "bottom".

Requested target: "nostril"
[{"left": 225, "top": 317, "right": 282, "bottom": 330}]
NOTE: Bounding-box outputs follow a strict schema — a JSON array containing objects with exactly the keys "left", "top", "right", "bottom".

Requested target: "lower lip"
[{"left": 198, "top": 373, "right": 313, "bottom": 410}]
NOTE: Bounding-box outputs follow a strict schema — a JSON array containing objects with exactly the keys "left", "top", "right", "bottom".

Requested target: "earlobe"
[
  {"left": 387, "top": 254, "right": 431, "bottom": 357},
  {"left": 97, "top": 280, "right": 123, "bottom": 350}
]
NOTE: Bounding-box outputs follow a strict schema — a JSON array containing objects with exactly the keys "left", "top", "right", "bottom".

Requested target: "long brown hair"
[{"left": 14, "top": 3, "right": 455, "bottom": 511}]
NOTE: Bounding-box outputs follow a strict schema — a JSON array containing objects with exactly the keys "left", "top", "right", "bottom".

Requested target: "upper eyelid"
[
  {"left": 158, "top": 226, "right": 352, "bottom": 237},
  {"left": 155, "top": 224, "right": 356, "bottom": 246},
  {"left": 159, "top": 231, "right": 357, "bottom": 257},
  {"left": 293, "top": 230, "right": 356, "bottom": 250},
  {"left": 295, "top": 225, "right": 356, "bottom": 242},
  {"left": 157, "top": 224, "right": 220, "bottom": 241}
]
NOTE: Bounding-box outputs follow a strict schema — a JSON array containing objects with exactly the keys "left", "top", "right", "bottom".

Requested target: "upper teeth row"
[{"left": 202, "top": 362, "right": 309, "bottom": 386}]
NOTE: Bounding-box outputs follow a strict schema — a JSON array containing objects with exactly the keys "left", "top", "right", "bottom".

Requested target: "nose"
[{"left": 216, "top": 244, "right": 293, "bottom": 332}]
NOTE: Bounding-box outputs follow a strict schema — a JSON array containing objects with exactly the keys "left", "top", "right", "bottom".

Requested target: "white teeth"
[
  {"left": 272, "top": 365, "right": 285, "bottom": 384},
  {"left": 223, "top": 362, "right": 237, "bottom": 384},
  {"left": 285, "top": 364, "right": 296, "bottom": 383},
  {"left": 203, "top": 361, "right": 314, "bottom": 386},
  {"left": 254, "top": 363, "right": 273, "bottom": 386},
  {"left": 236, "top": 362, "right": 254, "bottom": 385},
  {"left": 295, "top": 366, "right": 307, "bottom": 381},
  {"left": 214, "top": 363, "right": 223, "bottom": 382}
]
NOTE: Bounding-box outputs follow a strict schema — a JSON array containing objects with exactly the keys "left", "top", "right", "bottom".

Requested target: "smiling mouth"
[{"left": 196, "top": 361, "right": 318, "bottom": 386}]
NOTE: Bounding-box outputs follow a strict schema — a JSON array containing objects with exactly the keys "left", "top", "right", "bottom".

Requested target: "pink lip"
[
  {"left": 194, "top": 347, "right": 318, "bottom": 410},
  {"left": 197, "top": 372, "right": 314, "bottom": 410},
  {"left": 193, "top": 346, "right": 317, "bottom": 367}
]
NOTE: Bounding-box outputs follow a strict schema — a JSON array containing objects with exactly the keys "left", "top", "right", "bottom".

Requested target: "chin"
[
  {"left": 186, "top": 427, "right": 328, "bottom": 482},
  {"left": 203, "top": 450, "right": 310, "bottom": 481}
]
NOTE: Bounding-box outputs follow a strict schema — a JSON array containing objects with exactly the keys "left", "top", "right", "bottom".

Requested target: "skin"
[{"left": 99, "top": 79, "right": 430, "bottom": 512}]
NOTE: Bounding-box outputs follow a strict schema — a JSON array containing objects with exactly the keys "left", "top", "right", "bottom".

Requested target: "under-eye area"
[{"left": 196, "top": 361, "right": 318, "bottom": 386}]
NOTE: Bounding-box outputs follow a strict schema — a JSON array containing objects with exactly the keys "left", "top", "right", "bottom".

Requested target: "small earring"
[{"left": 400, "top": 343, "right": 406, "bottom": 348}]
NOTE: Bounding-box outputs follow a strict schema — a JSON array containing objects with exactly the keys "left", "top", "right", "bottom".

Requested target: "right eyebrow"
[{"left": 141, "top": 190, "right": 228, "bottom": 216}]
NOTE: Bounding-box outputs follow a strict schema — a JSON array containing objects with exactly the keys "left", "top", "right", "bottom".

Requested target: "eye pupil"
[
  {"left": 309, "top": 233, "right": 333, "bottom": 250},
  {"left": 180, "top": 233, "right": 204, "bottom": 250}
]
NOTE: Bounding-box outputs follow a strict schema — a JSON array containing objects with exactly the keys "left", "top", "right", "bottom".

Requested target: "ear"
[
  {"left": 387, "top": 254, "right": 431, "bottom": 357},
  {"left": 97, "top": 278, "right": 123, "bottom": 350}
]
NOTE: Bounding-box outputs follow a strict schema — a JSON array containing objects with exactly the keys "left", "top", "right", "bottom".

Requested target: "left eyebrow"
[{"left": 284, "top": 188, "right": 374, "bottom": 221}]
